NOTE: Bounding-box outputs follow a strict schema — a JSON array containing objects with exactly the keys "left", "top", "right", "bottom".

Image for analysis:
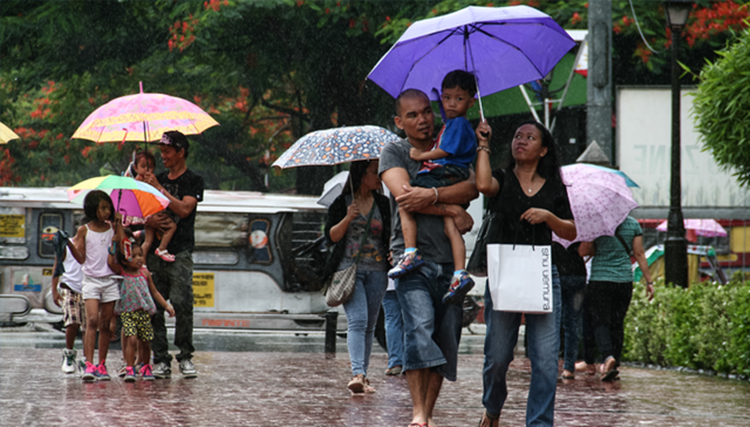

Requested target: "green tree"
[{"left": 692, "top": 27, "right": 750, "bottom": 187}]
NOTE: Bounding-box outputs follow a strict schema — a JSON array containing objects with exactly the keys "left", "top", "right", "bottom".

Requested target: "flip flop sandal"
[
  {"left": 155, "top": 248, "right": 176, "bottom": 262},
  {"left": 601, "top": 368, "right": 619, "bottom": 382},
  {"left": 478, "top": 411, "right": 500, "bottom": 427}
]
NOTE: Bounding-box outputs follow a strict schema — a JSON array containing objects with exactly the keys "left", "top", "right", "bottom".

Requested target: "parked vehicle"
[{"left": 0, "top": 187, "right": 348, "bottom": 333}]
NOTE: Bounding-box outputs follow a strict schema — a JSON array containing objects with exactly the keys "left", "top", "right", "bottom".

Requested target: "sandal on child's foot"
[
  {"left": 478, "top": 410, "right": 500, "bottom": 427},
  {"left": 155, "top": 248, "right": 176, "bottom": 262}
]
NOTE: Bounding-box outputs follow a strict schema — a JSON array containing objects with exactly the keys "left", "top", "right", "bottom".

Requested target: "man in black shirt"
[{"left": 142, "top": 130, "right": 204, "bottom": 379}]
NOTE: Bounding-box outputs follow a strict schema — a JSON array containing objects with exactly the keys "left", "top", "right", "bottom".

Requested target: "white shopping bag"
[{"left": 487, "top": 243, "right": 553, "bottom": 314}]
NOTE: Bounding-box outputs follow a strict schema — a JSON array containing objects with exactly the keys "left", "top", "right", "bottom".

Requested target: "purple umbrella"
[
  {"left": 553, "top": 165, "right": 639, "bottom": 248},
  {"left": 367, "top": 5, "right": 575, "bottom": 118}
]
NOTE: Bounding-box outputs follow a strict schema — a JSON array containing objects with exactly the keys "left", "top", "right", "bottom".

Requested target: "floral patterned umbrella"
[
  {"left": 553, "top": 164, "right": 639, "bottom": 248},
  {"left": 71, "top": 82, "right": 219, "bottom": 143},
  {"left": 271, "top": 125, "right": 400, "bottom": 169}
]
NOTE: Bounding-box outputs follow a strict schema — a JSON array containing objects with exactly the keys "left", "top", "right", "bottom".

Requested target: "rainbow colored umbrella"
[
  {"left": 67, "top": 175, "right": 169, "bottom": 218},
  {"left": 71, "top": 82, "right": 219, "bottom": 144}
]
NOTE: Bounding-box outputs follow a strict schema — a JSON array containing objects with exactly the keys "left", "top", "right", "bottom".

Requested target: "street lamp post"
[{"left": 664, "top": 0, "right": 692, "bottom": 288}]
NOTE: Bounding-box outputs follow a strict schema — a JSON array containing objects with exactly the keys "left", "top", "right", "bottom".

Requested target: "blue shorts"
[
  {"left": 411, "top": 164, "right": 470, "bottom": 189},
  {"left": 395, "top": 260, "right": 463, "bottom": 381}
]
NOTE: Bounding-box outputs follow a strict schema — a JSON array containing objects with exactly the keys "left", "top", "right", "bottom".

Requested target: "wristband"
[
  {"left": 477, "top": 145, "right": 491, "bottom": 154},
  {"left": 431, "top": 187, "right": 439, "bottom": 205}
]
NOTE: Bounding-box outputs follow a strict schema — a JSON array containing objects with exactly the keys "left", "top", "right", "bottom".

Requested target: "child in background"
[
  {"left": 125, "top": 149, "right": 177, "bottom": 262},
  {"left": 388, "top": 70, "right": 478, "bottom": 305},
  {"left": 109, "top": 233, "right": 174, "bottom": 382},
  {"left": 52, "top": 226, "right": 86, "bottom": 374},
  {"left": 67, "top": 190, "right": 123, "bottom": 382}
]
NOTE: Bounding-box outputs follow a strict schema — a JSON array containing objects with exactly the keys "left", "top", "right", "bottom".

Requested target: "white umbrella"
[{"left": 317, "top": 171, "right": 350, "bottom": 208}]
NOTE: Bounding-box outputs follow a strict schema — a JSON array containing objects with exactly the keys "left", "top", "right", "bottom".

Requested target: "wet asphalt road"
[{"left": 2, "top": 324, "right": 750, "bottom": 427}]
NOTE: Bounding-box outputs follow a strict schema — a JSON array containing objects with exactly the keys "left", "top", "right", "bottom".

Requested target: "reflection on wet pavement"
[{"left": 2, "top": 336, "right": 750, "bottom": 426}]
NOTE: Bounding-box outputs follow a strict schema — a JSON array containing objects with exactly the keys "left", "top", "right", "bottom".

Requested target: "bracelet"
[
  {"left": 431, "top": 187, "right": 439, "bottom": 205},
  {"left": 647, "top": 281, "right": 654, "bottom": 286},
  {"left": 477, "top": 145, "right": 491, "bottom": 154}
]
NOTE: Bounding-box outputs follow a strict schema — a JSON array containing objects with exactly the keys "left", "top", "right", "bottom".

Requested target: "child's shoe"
[
  {"left": 141, "top": 364, "right": 155, "bottom": 381},
  {"left": 61, "top": 349, "right": 77, "bottom": 374},
  {"left": 82, "top": 361, "right": 98, "bottom": 382},
  {"left": 155, "top": 248, "right": 176, "bottom": 262},
  {"left": 387, "top": 250, "right": 425, "bottom": 279},
  {"left": 97, "top": 363, "right": 111, "bottom": 381},
  {"left": 443, "top": 271, "right": 475, "bottom": 305},
  {"left": 117, "top": 364, "right": 128, "bottom": 378},
  {"left": 123, "top": 366, "right": 136, "bottom": 383}
]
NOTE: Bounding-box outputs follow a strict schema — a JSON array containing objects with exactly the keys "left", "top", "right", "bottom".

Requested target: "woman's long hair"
[
  {"left": 506, "top": 120, "right": 564, "bottom": 184},
  {"left": 342, "top": 160, "right": 376, "bottom": 196}
]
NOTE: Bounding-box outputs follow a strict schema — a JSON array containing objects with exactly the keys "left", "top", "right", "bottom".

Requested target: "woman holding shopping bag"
[
  {"left": 325, "top": 159, "right": 391, "bottom": 394},
  {"left": 474, "top": 120, "right": 576, "bottom": 427}
]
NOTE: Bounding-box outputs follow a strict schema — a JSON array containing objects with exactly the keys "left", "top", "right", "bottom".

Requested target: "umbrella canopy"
[
  {"left": 656, "top": 219, "right": 728, "bottom": 237},
  {"left": 553, "top": 164, "right": 639, "bottom": 247},
  {"left": 367, "top": 5, "right": 575, "bottom": 117},
  {"left": 72, "top": 82, "right": 219, "bottom": 144},
  {"left": 272, "top": 125, "right": 400, "bottom": 169},
  {"left": 67, "top": 175, "right": 169, "bottom": 218},
  {"left": 317, "top": 171, "right": 350, "bottom": 208},
  {"left": 564, "top": 163, "right": 639, "bottom": 188},
  {"left": 0, "top": 122, "right": 20, "bottom": 144}
]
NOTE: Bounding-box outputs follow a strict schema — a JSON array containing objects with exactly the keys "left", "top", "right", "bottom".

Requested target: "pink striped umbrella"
[
  {"left": 72, "top": 82, "right": 219, "bottom": 144},
  {"left": 656, "top": 219, "right": 728, "bottom": 237}
]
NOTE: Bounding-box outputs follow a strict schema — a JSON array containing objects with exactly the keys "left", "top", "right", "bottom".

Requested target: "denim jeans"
[
  {"left": 396, "top": 260, "right": 462, "bottom": 381},
  {"left": 482, "top": 266, "right": 561, "bottom": 427},
  {"left": 343, "top": 270, "right": 388, "bottom": 377},
  {"left": 382, "top": 290, "right": 404, "bottom": 369},
  {"left": 560, "top": 274, "right": 586, "bottom": 372}
]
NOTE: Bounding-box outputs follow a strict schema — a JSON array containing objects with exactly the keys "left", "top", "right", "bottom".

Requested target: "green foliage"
[
  {"left": 693, "top": 27, "right": 750, "bottom": 187},
  {"left": 624, "top": 278, "right": 750, "bottom": 377}
]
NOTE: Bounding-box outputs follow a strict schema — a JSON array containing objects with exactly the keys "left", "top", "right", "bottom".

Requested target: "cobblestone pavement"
[{"left": 2, "top": 328, "right": 750, "bottom": 426}]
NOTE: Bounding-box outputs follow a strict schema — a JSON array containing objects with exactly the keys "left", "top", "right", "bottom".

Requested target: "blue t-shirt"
[
  {"left": 589, "top": 216, "right": 643, "bottom": 282},
  {"left": 419, "top": 116, "right": 476, "bottom": 173}
]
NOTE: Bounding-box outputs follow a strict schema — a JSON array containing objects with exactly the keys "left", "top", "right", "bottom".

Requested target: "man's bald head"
[{"left": 395, "top": 89, "right": 429, "bottom": 117}]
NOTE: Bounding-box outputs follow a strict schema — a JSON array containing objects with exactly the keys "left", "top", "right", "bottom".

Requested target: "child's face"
[
  {"left": 135, "top": 157, "right": 155, "bottom": 177},
  {"left": 97, "top": 199, "right": 113, "bottom": 222},
  {"left": 441, "top": 86, "right": 475, "bottom": 120},
  {"left": 124, "top": 245, "right": 144, "bottom": 270}
]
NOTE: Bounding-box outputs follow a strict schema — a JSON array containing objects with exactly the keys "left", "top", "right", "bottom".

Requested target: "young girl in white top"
[{"left": 68, "top": 190, "right": 123, "bottom": 382}]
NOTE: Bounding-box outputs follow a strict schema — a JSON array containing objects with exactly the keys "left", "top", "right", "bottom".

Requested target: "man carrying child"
[{"left": 388, "top": 70, "right": 479, "bottom": 305}]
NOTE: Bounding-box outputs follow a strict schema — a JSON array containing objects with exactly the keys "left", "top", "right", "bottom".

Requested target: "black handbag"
[
  {"left": 466, "top": 177, "right": 507, "bottom": 277},
  {"left": 466, "top": 210, "right": 499, "bottom": 277}
]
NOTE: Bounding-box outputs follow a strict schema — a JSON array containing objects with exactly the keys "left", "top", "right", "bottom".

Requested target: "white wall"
[{"left": 617, "top": 87, "right": 750, "bottom": 210}]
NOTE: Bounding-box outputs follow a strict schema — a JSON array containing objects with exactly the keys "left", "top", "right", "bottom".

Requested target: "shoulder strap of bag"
[
  {"left": 614, "top": 224, "right": 633, "bottom": 256},
  {"left": 352, "top": 204, "right": 376, "bottom": 265}
]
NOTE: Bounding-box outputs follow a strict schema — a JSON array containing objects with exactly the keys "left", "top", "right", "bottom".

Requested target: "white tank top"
[
  {"left": 60, "top": 247, "right": 84, "bottom": 293},
  {"left": 82, "top": 223, "right": 115, "bottom": 278}
]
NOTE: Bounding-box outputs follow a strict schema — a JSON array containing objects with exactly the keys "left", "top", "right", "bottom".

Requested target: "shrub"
[{"left": 624, "top": 278, "right": 750, "bottom": 377}]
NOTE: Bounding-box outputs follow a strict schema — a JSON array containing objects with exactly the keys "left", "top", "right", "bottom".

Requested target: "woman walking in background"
[
  {"left": 579, "top": 215, "right": 654, "bottom": 381},
  {"left": 325, "top": 160, "right": 391, "bottom": 394}
]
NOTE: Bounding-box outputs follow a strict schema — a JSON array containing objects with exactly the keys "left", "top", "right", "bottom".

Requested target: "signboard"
[
  {"left": 0, "top": 214, "right": 25, "bottom": 239},
  {"left": 617, "top": 87, "right": 750, "bottom": 210},
  {"left": 193, "top": 272, "right": 215, "bottom": 308}
]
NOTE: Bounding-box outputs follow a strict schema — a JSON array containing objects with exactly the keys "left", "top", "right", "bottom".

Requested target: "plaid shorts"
[
  {"left": 60, "top": 286, "right": 86, "bottom": 330},
  {"left": 120, "top": 310, "right": 154, "bottom": 342}
]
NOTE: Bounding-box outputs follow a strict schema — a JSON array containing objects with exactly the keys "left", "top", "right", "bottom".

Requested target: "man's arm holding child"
[{"left": 381, "top": 167, "right": 477, "bottom": 234}]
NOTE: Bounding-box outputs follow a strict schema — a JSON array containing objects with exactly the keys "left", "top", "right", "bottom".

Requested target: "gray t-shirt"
[{"left": 379, "top": 138, "right": 453, "bottom": 264}]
